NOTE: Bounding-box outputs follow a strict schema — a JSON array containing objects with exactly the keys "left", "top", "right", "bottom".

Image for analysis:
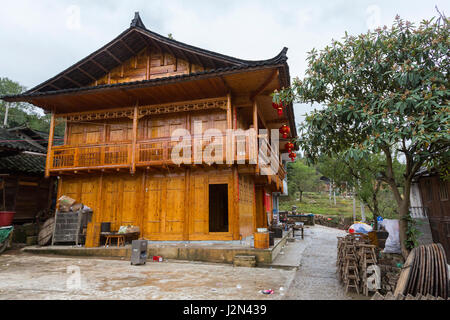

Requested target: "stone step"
[{"left": 233, "top": 255, "right": 256, "bottom": 267}]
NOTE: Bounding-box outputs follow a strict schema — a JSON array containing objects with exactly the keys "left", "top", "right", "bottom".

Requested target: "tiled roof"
[
  {"left": 0, "top": 128, "right": 45, "bottom": 153},
  {"left": 1, "top": 49, "right": 288, "bottom": 100},
  {"left": 0, "top": 153, "right": 45, "bottom": 174}
]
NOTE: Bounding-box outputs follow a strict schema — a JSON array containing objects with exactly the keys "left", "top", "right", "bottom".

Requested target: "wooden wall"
[
  {"left": 65, "top": 110, "right": 227, "bottom": 146},
  {"left": 1, "top": 175, "right": 53, "bottom": 222},
  {"left": 238, "top": 175, "right": 255, "bottom": 239},
  {"left": 58, "top": 167, "right": 245, "bottom": 241},
  {"left": 92, "top": 47, "right": 205, "bottom": 86},
  {"left": 418, "top": 175, "right": 450, "bottom": 262}
]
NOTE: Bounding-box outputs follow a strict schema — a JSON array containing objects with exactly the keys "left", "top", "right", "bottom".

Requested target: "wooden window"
[{"left": 439, "top": 180, "right": 448, "bottom": 201}]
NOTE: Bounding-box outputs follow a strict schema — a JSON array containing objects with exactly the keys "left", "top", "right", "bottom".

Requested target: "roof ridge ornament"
[{"left": 130, "top": 12, "right": 146, "bottom": 29}]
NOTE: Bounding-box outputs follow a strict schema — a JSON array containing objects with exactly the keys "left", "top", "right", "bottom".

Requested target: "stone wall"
[{"left": 377, "top": 252, "right": 404, "bottom": 294}]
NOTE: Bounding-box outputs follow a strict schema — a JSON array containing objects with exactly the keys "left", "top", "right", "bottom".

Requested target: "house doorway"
[{"left": 209, "top": 184, "right": 229, "bottom": 232}]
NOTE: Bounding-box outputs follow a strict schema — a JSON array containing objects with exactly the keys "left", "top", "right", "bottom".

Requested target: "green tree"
[
  {"left": 0, "top": 77, "right": 64, "bottom": 136},
  {"left": 287, "top": 158, "right": 321, "bottom": 202},
  {"left": 274, "top": 15, "right": 450, "bottom": 257},
  {"left": 318, "top": 154, "right": 403, "bottom": 228}
]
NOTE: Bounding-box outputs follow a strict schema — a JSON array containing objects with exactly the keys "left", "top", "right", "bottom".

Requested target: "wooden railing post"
[
  {"left": 45, "top": 112, "right": 55, "bottom": 177},
  {"left": 252, "top": 100, "right": 259, "bottom": 168},
  {"left": 131, "top": 105, "right": 138, "bottom": 174}
]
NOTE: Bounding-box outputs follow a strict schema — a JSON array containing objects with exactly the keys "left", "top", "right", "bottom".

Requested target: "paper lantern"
[
  {"left": 285, "top": 142, "right": 294, "bottom": 152},
  {"left": 272, "top": 102, "right": 284, "bottom": 117},
  {"left": 289, "top": 152, "right": 297, "bottom": 162},
  {"left": 279, "top": 125, "right": 290, "bottom": 139}
]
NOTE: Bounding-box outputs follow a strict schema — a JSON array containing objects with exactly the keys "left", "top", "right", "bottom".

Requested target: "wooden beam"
[
  {"left": 250, "top": 69, "right": 278, "bottom": 101},
  {"left": 119, "top": 39, "right": 137, "bottom": 55},
  {"left": 62, "top": 76, "right": 82, "bottom": 87},
  {"left": 106, "top": 49, "right": 123, "bottom": 64},
  {"left": 48, "top": 83, "right": 61, "bottom": 90},
  {"left": 45, "top": 112, "right": 55, "bottom": 178},
  {"left": 90, "top": 59, "right": 108, "bottom": 73},
  {"left": 176, "top": 47, "right": 190, "bottom": 64},
  {"left": 267, "top": 118, "right": 288, "bottom": 125},
  {"left": 219, "top": 76, "right": 231, "bottom": 92},
  {"left": 77, "top": 67, "right": 96, "bottom": 81},
  {"left": 189, "top": 52, "right": 205, "bottom": 69}
]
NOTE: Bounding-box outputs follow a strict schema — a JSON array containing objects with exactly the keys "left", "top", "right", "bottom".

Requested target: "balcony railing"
[{"left": 49, "top": 132, "right": 286, "bottom": 181}]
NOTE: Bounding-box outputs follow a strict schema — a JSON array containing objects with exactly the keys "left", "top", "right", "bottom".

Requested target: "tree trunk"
[
  {"left": 299, "top": 190, "right": 303, "bottom": 203},
  {"left": 398, "top": 201, "right": 410, "bottom": 259}
]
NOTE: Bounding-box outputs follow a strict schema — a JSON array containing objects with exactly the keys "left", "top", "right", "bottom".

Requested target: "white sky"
[{"left": 0, "top": 0, "right": 448, "bottom": 124}]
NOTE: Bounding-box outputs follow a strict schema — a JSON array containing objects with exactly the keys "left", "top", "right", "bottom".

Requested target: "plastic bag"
[
  {"left": 348, "top": 222, "right": 373, "bottom": 234},
  {"left": 380, "top": 219, "right": 401, "bottom": 254}
]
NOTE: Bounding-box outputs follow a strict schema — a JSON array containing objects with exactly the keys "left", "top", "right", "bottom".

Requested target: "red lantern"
[
  {"left": 272, "top": 102, "right": 284, "bottom": 117},
  {"left": 285, "top": 142, "right": 294, "bottom": 152},
  {"left": 289, "top": 152, "right": 297, "bottom": 162},
  {"left": 279, "top": 125, "right": 290, "bottom": 139}
]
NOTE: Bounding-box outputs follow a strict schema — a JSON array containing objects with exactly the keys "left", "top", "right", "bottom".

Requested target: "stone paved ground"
[
  {"left": 0, "top": 253, "right": 295, "bottom": 300},
  {"left": 284, "top": 225, "right": 362, "bottom": 300},
  {"left": 0, "top": 225, "right": 359, "bottom": 300}
]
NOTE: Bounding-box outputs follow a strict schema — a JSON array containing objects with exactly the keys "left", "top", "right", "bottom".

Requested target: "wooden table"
[{"left": 292, "top": 226, "right": 304, "bottom": 239}]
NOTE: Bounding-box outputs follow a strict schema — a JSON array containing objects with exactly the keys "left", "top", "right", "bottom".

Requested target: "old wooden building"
[
  {"left": 0, "top": 127, "right": 57, "bottom": 222},
  {"left": 413, "top": 170, "right": 450, "bottom": 262},
  {"left": 1, "top": 13, "right": 296, "bottom": 245}
]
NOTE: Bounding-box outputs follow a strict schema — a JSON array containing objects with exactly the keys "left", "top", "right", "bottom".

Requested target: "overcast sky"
[{"left": 0, "top": 0, "right": 448, "bottom": 124}]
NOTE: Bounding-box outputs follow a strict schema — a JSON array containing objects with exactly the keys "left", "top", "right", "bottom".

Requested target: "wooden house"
[
  {"left": 0, "top": 127, "right": 57, "bottom": 222},
  {"left": 412, "top": 170, "right": 450, "bottom": 262},
  {"left": 1, "top": 13, "right": 297, "bottom": 245}
]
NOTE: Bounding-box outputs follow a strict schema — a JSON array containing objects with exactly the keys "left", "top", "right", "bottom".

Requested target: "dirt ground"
[{"left": 0, "top": 226, "right": 357, "bottom": 300}]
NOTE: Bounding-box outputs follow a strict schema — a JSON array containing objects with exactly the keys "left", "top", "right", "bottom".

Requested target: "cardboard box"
[{"left": 58, "top": 195, "right": 76, "bottom": 208}]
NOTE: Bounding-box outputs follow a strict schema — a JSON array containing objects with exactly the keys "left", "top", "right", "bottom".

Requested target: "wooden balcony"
[{"left": 48, "top": 133, "right": 286, "bottom": 182}]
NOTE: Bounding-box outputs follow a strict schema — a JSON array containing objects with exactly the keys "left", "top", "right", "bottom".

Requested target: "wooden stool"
[{"left": 104, "top": 234, "right": 125, "bottom": 247}]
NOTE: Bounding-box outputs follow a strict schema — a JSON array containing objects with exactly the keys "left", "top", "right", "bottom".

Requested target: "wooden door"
[
  {"left": 143, "top": 176, "right": 163, "bottom": 236},
  {"left": 80, "top": 178, "right": 99, "bottom": 221},
  {"left": 190, "top": 175, "right": 208, "bottom": 237},
  {"left": 121, "top": 175, "right": 140, "bottom": 226},
  {"left": 103, "top": 177, "right": 121, "bottom": 231},
  {"left": 164, "top": 176, "right": 185, "bottom": 235}
]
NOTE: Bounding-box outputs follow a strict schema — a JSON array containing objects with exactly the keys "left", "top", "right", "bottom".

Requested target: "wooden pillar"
[
  {"left": 131, "top": 105, "right": 138, "bottom": 174},
  {"left": 226, "top": 93, "right": 233, "bottom": 165},
  {"left": 45, "top": 112, "right": 55, "bottom": 178},
  {"left": 226, "top": 93, "right": 232, "bottom": 129},
  {"left": 252, "top": 100, "right": 259, "bottom": 169},
  {"left": 183, "top": 167, "right": 191, "bottom": 241},
  {"left": 232, "top": 166, "right": 240, "bottom": 240}
]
